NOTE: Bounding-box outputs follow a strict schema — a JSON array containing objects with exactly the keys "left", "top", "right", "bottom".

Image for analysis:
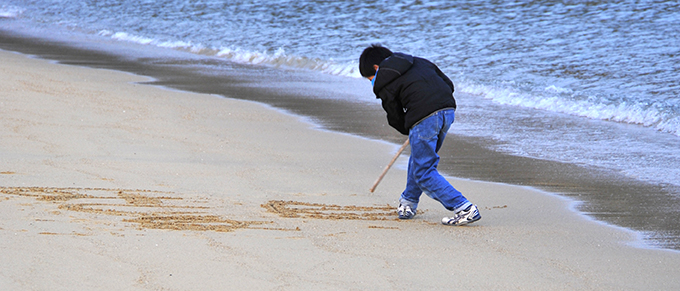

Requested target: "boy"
[{"left": 359, "top": 44, "right": 481, "bottom": 226}]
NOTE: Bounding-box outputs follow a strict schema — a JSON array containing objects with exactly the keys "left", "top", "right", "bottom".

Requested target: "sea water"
[{"left": 2, "top": 0, "right": 680, "bottom": 244}]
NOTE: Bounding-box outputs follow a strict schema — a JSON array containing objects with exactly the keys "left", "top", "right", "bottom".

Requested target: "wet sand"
[{"left": 2, "top": 42, "right": 680, "bottom": 289}]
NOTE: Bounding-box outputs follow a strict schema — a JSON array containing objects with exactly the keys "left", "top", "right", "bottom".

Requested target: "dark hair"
[{"left": 359, "top": 44, "right": 393, "bottom": 77}]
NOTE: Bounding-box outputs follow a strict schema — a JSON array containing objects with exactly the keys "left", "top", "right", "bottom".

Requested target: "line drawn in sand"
[
  {"left": 262, "top": 200, "right": 396, "bottom": 221},
  {"left": 0, "top": 187, "right": 267, "bottom": 233},
  {"left": 1, "top": 187, "right": 400, "bottom": 235}
]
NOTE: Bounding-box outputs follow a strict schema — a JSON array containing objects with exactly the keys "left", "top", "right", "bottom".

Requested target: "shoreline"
[
  {"left": 2, "top": 28, "right": 679, "bottom": 251},
  {"left": 2, "top": 42, "right": 680, "bottom": 289}
]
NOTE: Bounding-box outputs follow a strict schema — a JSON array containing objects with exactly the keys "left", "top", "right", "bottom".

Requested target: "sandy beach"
[{"left": 1, "top": 49, "right": 679, "bottom": 290}]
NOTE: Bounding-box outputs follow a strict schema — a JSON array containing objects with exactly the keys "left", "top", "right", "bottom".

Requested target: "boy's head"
[{"left": 359, "top": 44, "right": 393, "bottom": 78}]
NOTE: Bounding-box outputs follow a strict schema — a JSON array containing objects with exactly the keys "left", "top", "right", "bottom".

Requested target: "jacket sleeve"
[{"left": 378, "top": 90, "right": 409, "bottom": 135}]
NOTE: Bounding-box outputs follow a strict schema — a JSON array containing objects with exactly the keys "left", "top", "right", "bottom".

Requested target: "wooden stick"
[{"left": 369, "top": 139, "right": 410, "bottom": 193}]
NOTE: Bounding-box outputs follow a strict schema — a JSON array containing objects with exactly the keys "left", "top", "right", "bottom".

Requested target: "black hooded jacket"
[{"left": 372, "top": 53, "right": 456, "bottom": 135}]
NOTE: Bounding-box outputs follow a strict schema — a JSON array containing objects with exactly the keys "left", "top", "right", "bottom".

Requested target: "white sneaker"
[
  {"left": 397, "top": 203, "right": 416, "bottom": 219},
  {"left": 442, "top": 204, "right": 481, "bottom": 226}
]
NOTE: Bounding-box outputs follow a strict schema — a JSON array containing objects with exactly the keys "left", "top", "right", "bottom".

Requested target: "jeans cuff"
[
  {"left": 453, "top": 201, "right": 472, "bottom": 213},
  {"left": 399, "top": 198, "right": 418, "bottom": 211}
]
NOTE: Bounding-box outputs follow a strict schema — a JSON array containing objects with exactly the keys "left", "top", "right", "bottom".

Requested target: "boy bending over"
[{"left": 359, "top": 44, "right": 481, "bottom": 226}]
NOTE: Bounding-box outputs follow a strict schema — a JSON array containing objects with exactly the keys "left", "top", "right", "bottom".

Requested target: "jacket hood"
[{"left": 373, "top": 53, "right": 414, "bottom": 95}]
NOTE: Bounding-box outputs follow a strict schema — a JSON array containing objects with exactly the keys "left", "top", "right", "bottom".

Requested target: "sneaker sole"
[{"left": 441, "top": 214, "right": 481, "bottom": 226}]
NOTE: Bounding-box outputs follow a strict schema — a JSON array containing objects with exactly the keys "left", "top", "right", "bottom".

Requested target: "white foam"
[
  {"left": 216, "top": 46, "right": 360, "bottom": 77},
  {"left": 544, "top": 85, "right": 573, "bottom": 94},
  {"left": 110, "top": 32, "right": 154, "bottom": 45},
  {"left": 0, "top": 5, "right": 23, "bottom": 18},
  {"left": 157, "top": 40, "right": 196, "bottom": 50},
  {"left": 459, "top": 80, "right": 680, "bottom": 137},
  {"left": 96, "top": 28, "right": 361, "bottom": 78}
]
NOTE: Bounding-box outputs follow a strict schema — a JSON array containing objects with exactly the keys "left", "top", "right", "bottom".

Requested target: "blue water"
[{"left": 1, "top": 1, "right": 679, "bottom": 190}]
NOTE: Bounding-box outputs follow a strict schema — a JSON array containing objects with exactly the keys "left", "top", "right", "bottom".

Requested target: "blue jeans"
[{"left": 400, "top": 109, "right": 470, "bottom": 212}]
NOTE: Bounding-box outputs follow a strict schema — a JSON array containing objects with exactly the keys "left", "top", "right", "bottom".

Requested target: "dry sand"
[{"left": 1, "top": 49, "right": 679, "bottom": 290}]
